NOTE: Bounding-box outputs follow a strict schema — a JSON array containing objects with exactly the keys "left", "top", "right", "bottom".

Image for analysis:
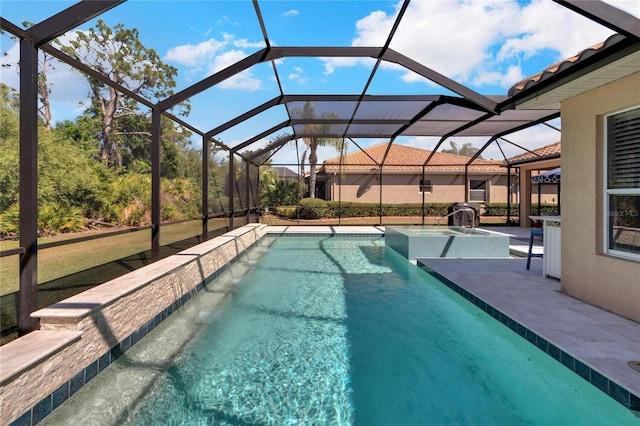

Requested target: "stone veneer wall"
[{"left": 0, "top": 224, "right": 266, "bottom": 424}]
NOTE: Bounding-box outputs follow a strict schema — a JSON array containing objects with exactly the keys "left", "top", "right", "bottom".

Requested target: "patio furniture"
[{"left": 526, "top": 228, "right": 544, "bottom": 270}]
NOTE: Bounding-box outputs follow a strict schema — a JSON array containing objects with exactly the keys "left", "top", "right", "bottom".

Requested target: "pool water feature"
[
  {"left": 386, "top": 225, "right": 510, "bottom": 260},
  {"left": 41, "top": 236, "right": 639, "bottom": 425}
]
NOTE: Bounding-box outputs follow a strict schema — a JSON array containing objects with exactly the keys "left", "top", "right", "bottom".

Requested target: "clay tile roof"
[
  {"left": 507, "top": 141, "right": 561, "bottom": 165},
  {"left": 323, "top": 143, "right": 506, "bottom": 172},
  {"left": 508, "top": 34, "right": 626, "bottom": 96}
]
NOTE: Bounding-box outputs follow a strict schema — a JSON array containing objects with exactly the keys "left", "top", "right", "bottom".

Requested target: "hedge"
[{"left": 273, "top": 200, "right": 558, "bottom": 219}]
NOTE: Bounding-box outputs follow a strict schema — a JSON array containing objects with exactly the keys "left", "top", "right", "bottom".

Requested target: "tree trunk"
[
  {"left": 37, "top": 55, "right": 52, "bottom": 131},
  {"left": 308, "top": 139, "right": 318, "bottom": 198},
  {"left": 100, "top": 86, "right": 122, "bottom": 167}
]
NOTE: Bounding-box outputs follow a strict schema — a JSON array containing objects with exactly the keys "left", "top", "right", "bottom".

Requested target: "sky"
[{"left": 1, "top": 0, "right": 638, "bottom": 165}]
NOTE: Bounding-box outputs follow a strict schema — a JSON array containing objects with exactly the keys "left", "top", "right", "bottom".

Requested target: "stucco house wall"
[
  {"left": 325, "top": 171, "right": 511, "bottom": 204},
  {"left": 561, "top": 72, "right": 640, "bottom": 322}
]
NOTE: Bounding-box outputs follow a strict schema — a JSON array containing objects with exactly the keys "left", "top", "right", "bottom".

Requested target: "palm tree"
[{"left": 296, "top": 102, "right": 346, "bottom": 198}]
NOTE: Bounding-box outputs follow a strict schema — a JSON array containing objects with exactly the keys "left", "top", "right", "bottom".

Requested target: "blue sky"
[{"left": 1, "top": 0, "right": 638, "bottom": 164}]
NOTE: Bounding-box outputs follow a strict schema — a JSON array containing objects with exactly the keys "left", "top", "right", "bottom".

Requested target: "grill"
[{"left": 447, "top": 202, "right": 480, "bottom": 228}]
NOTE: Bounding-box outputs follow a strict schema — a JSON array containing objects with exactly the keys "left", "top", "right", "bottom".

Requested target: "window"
[
  {"left": 469, "top": 180, "right": 486, "bottom": 202},
  {"left": 605, "top": 107, "right": 640, "bottom": 259},
  {"left": 419, "top": 179, "right": 432, "bottom": 193}
]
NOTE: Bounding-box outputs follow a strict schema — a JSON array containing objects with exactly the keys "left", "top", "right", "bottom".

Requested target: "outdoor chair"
[{"left": 526, "top": 228, "right": 544, "bottom": 270}]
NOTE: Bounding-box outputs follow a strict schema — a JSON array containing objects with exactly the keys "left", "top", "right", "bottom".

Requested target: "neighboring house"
[
  {"left": 507, "top": 141, "right": 562, "bottom": 226},
  {"left": 507, "top": 33, "right": 640, "bottom": 322},
  {"left": 318, "top": 143, "right": 513, "bottom": 205},
  {"left": 272, "top": 167, "right": 300, "bottom": 180}
]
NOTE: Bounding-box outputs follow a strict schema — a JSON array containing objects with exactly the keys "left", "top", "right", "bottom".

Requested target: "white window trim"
[
  {"left": 603, "top": 106, "right": 640, "bottom": 261},
  {"left": 419, "top": 179, "right": 432, "bottom": 193},
  {"left": 468, "top": 179, "right": 487, "bottom": 203}
]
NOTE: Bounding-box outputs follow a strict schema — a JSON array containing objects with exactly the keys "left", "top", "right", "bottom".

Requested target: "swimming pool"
[{"left": 41, "top": 235, "right": 639, "bottom": 425}]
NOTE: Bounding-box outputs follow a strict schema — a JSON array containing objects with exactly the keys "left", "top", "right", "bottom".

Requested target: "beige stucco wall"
[
  {"left": 561, "top": 72, "right": 640, "bottom": 322},
  {"left": 326, "top": 171, "right": 511, "bottom": 204}
]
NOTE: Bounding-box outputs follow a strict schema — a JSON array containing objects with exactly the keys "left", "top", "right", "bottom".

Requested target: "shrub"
[
  {"left": 298, "top": 198, "right": 330, "bottom": 219},
  {"left": 530, "top": 203, "right": 559, "bottom": 216},
  {"left": 275, "top": 206, "right": 297, "bottom": 219},
  {"left": 38, "top": 203, "right": 85, "bottom": 236},
  {"left": 0, "top": 203, "right": 19, "bottom": 237},
  {"left": 484, "top": 203, "right": 520, "bottom": 216}
]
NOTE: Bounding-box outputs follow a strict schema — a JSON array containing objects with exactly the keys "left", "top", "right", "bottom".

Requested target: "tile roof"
[
  {"left": 507, "top": 141, "right": 561, "bottom": 165},
  {"left": 508, "top": 34, "right": 626, "bottom": 96},
  {"left": 273, "top": 167, "right": 299, "bottom": 179},
  {"left": 323, "top": 143, "right": 506, "bottom": 172}
]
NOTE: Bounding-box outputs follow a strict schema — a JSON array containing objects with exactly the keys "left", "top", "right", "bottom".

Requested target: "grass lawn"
[
  {"left": 0, "top": 219, "right": 228, "bottom": 296},
  {"left": 1, "top": 216, "right": 509, "bottom": 296}
]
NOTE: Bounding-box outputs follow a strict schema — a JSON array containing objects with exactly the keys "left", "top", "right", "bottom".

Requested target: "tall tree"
[
  {"left": 2, "top": 21, "right": 55, "bottom": 131},
  {"left": 441, "top": 141, "right": 483, "bottom": 158},
  {"left": 296, "top": 102, "right": 345, "bottom": 198},
  {"left": 59, "top": 20, "right": 185, "bottom": 168}
]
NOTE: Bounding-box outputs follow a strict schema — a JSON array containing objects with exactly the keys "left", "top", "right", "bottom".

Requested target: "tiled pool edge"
[
  {"left": 7, "top": 256, "right": 243, "bottom": 426},
  {"left": 4, "top": 227, "right": 266, "bottom": 426},
  {"left": 6, "top": 231, "right": 381, "bottom": 425},
  {"left": 418, "top": 262, "right": 640, "bottom": 412}
]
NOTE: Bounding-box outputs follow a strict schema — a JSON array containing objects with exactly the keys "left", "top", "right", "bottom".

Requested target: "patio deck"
[{"left": 267, "top": 225, "right": 640, "bottom": 410}]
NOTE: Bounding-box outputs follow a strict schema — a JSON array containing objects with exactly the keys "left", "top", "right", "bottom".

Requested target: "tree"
[
  {"left": 0, "top": 84, "right": 19, "bottom": 212},
  {"left": 295, "top": 102, "right": 346, "bottom": 198},
  {"left": 2, "top": 21, "right": 56, "bottom": 131},
  {"left": 441, "top": 141, "right": 483, "bottom": 158},
  {"left": 59, "top": 20, "right": 186, "bottom": 168}
]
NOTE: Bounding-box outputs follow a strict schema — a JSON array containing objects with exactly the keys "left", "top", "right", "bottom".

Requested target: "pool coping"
[
  {"left": 3, "top": 225, "right": 266, "bottom": 426},
  {"left": 417, "top": 258, "right": 640, "bottom": 412}
]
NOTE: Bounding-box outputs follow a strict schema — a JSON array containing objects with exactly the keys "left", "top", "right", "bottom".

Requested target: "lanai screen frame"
[{"left": 0, "top": 0, "right": 637, "bottom": 334}]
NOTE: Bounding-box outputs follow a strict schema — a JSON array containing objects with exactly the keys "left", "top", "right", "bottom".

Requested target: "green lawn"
[
  {"left": 1, "top": 216, "right": 509, "bottom": 296},
  {"left": 0, "top": 219, "right": 228, "bottom": 296}
]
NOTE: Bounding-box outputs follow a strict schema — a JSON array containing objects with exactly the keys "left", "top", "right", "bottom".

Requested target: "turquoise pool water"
[{"left": 46, "top": 236, "right": 639, "bottom": 425}]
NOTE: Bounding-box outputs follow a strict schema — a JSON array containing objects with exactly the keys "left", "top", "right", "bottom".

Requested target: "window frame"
[
  {"left": 419, "top": 179, "right": 432, "bottom": 193},
  {"left": 468, "top": 179, "right": 487, "bottom": 203},
  {"left": 603, "top": 105, "right": 640, "bottom": 261}
]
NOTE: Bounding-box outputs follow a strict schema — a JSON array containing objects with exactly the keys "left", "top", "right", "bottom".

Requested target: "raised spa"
[{"left": 385, "top": 225, "right": 510, "bottom": 260}]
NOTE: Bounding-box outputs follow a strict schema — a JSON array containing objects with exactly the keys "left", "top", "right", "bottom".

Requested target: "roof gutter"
[{"left": 499, "top": 36, "right": 640, "bottom": 111}]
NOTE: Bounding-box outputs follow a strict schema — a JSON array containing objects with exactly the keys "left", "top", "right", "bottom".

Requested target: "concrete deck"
[{"left": 266, "top": 225, "right": 640, "bottom": 409}]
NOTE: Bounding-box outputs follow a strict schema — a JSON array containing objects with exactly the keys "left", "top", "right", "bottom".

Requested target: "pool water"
[{"left": 44, "top": 236, "right": 639, "bottom": 425}]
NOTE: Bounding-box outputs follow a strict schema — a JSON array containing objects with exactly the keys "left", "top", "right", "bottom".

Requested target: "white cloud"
[
  {"left": 471, "top": 65, "right": 524, "bottom": 89},
  {"left": 604, "top": 0, "right": 640, "bottom": 18},
  {"left": 282, "top": 10, "right": 299, "bottom": 18},
  {"left": 166, "top": 33, "right": 265, "bottom": 91},
  {"left": 165, "top": 38, "right": 229, "bottom": 67},
  {"left": 497, "top": 0, "right": 616, "bottom": 60},
  {"left": 234, "top": 38, "right": 266, "bottom": 49},
  {"left": 323, "top": 0, "right": 619, "bottom": 90},
  {"left": 288, "top": 66, "right": 306, "bottom": 83},
  {"left": 209, "top": 50, "right": 262, "bottom": 91}
]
